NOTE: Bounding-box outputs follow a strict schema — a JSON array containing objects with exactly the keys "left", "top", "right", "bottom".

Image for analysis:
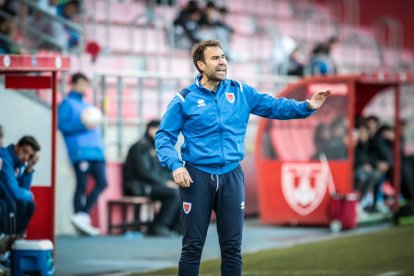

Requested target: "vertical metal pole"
[
  {"left": 92, "top": 0, "right": 97, "bottom": 40},
  {"left": 100, "top": 75, "right": 107, "bottom": 137},
  {"left": 393, "top": 85, "right": 401, "bottom": 211},
  {"left": 59, "top": 72, "right": 67, "bottom": 98},
  {"left": 117, "top": 76, "right": 124, "bottom": 159},
  {"left": 105, "top": 0, "right": 111, "bottom": 49},
  {"left": 157, "top": 78, "right": 163, "bottom": 117},
  {"left": 137, "top": 77, "right": 144, "bottom": 137},
  {"left": 50, "top": 71, "right": 58, "bottom": 245}
]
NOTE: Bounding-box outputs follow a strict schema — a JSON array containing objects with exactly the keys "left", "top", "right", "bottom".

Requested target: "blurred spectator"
[
  {"left": 286, "top": 47, "right": 305, "bottom": 77},
  {"left": 353, "top": 121, "right": 382, "bottom": 209},
  {"left": 270, "top": 32, "right": 296, "bottom": 74},
  {"left": 0, "top": 12, "right": 21, "bottom": 54},
  {"left": 370, "top": 124, "right": 393, "bottom": 175},
  {"left": 0, "top": 0, "right": 20, "bottom": 15},
  {"left": 365, "top": 115, "right": 380, "bottom": 140},
  {"left": 154, "top": 0, "right": 176, "bottom": 5},
  {"left": 57, "top": 0, "right": 81, "bottom": 48},
  {"left": 58, "top": 72, "right": 107, "bottom": 236},
  {"left": 123, "top": 120, "right": 181, "bottom": 236},
  {"left": 0, "top": 136, "right": 40, "bottom": 237},
  {"left": 312, "top": 123, "right": 331, "bottom": 160},
  {"left": 305, "top": 36, "right": 338, "bottom": 76},
  {"left": 326, "top": 116, "right": 348, "bottom": 159},
  {"left": 173, "top": 0, "right": 202, "bottom": 49},
  {"left": 197, "top": 2, "right": 233, "bottom": 57},
  {"left": 27, "top": 6, "right": 67, "bottom": 50},
  {"left": 198, "top": 1, "right": 218, "bottom": 27}
]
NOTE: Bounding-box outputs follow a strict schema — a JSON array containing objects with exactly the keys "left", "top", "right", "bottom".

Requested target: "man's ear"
[{"left": 197, "top": 61, "right": 205, "bottom": 72}]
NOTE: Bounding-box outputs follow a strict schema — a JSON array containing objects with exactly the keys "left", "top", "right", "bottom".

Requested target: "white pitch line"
[{"left": 374, "top": 272, "right": 401, "bottom": 276}]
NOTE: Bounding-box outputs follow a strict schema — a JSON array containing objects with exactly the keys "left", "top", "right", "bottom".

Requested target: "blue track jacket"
[
  {"left": 155, "top": 75, "right": 316, "bottom": 175},
  {"left": 58, "top": 91, "right": 105, "bottom": 163},
  {"left": 0, "top": 145, "right": 33, "bottom": 202}
]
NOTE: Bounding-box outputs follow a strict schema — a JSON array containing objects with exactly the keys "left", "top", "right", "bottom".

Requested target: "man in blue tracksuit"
[
  {"left": 58, "top": 72, "right": 107, "bottom": 236},
  {"left": 0, "top": 136, "right": 40, "bottom": 236},
  {"left": 155, "top": 40, "right": 331, "bottom": 276}
]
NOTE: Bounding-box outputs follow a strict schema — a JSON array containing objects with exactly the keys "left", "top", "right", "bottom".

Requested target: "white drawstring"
[{"left": 211, "top": 174, "right": 219, "bottom": 191}]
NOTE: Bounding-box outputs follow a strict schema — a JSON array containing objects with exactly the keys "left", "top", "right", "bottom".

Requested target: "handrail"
[
  {"left": 94, "top": 71, "right": 299, "bottom": 160},
  {"left": 94, "top": 70, "right": 300, "bottom": 83},
  {"left": 0, "top": 9, "right": 64, "bottom": 52},
  {"left": 22, "top": 0, "right": 84, "bottom": 34},
  {"left": 372, "top": 16, "right": 403, "bottom": 67}
]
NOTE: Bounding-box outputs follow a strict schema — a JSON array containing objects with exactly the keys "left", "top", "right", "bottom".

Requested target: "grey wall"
[{"left": 0, "top": 86, "right": 77, "bottom": 235}]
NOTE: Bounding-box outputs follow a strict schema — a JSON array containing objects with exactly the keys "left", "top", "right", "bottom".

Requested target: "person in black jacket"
[
  {"left": 354, "top": 121, "right": 382, "bottom": 208},
  {"left": 123, "top": 120, "right": 181, "bottom": 236}
]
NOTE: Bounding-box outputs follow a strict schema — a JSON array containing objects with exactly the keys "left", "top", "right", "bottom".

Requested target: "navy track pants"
[{"left": 179, "top": 164, "right": 245, "bottom": 276}]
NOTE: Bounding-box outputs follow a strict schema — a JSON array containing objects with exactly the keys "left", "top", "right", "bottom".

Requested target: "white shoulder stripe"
[
  {"left": 235, "top": 80, "right": 243, "bottom": 92},
  {"left": 176, "top": 92, "right": 185, "bottom": 102}
]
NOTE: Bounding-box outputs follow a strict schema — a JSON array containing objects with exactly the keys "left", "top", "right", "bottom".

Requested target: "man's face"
[
  {"left": 198, "top": 46, "right": 227, "bottom": 81},
  {"left": 72, "top": 79, "right": 89, "bottom": 94},
  {"left": 148, "top": 126, "right": 159, "bottom": 139},
  {"left": 15, "top": 144, "right": 36, "bottom": 165}
]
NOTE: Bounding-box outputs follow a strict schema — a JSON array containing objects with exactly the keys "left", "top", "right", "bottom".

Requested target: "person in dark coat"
[{"left": 123, "top": 120, "right": 181, "bottom": 236}]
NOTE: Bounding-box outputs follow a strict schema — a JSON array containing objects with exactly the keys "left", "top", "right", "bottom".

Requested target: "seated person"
[
  {"left": 354, "top": 121, "right": 382, "bottom": 209},
  {"left": 123, "top": 120, "right": 181, "bottom": 236},
  {"left": 0, "top": 136, "right": 40, "bottom": 238}
]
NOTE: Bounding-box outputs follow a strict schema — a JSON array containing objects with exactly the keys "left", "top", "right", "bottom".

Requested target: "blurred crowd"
[
  {"left": 0, "top": 0, "right": 81, "bottom": 54},
  {"left": 313, "top": 115, "right": 414, "bottom": 215}
]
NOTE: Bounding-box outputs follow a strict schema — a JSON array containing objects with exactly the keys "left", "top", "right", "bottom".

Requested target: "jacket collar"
[
  {"left": 194, "top": 74, "right": 224, "bottom": 94},
  {"left": 6, "top": 144, "right": 20, "bottom": 168},
  {"left": 68, "top": 90, "right": 85, "bottom": 100}
]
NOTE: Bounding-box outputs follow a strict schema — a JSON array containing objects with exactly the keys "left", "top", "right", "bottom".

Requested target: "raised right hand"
[{"left": 173, "top": 167, "right": 193, "bottom": 188}]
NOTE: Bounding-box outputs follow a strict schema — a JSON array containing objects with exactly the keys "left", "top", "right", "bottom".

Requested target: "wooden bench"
[{"left": 107, "top": 196, "right": 154, "bottom": 235}]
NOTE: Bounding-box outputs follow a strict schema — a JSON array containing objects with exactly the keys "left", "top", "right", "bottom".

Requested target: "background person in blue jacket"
[
  {"left": 0, "top": 136, "right": 40, "bottom": 238},
  {"left": 58, "top": 72, "right": 107, "bottom": 236},
  {"left": 155, "top": 40, "right": 331, "bottom": 276}
]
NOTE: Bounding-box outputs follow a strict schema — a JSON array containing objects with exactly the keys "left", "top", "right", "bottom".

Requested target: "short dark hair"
[
  {"left": 146, "top": 120, "right": 161, "bottom": 131},
  {"left": 71, "top": 72, "right": 89, "bottom": 85},
  {"left": 365, "top": 115, "right": 379, "bottom": 123},
  {"left": 191, "top": 40, "right": 222, "bottom": 73},
  {"left": 17, "top": 136, "right": 41, "bottom": 151}
]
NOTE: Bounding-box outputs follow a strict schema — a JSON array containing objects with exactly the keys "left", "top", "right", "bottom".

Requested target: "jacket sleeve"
[
  {"left": 19, "top": 171, "right": 33, "bottom": 190},
  {"left": 0, "top": 157, "right": 33, "bottom": 202},
  {"left": 243, "top": 83, "right": 316, "bottom": 119},
  {"left": 126, "top": 144, "right": 165, "bottom": 186},
  {"left": 58, "top": 100, "right": 88, "bottom": 135},
  {"left": 155, "top": 97, "right": 186, "bottom": 172}
]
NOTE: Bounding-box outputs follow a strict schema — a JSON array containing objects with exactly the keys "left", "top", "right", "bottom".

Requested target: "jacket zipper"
[{"left": 213, "top": 92, "right": 225, "bottom": 165}]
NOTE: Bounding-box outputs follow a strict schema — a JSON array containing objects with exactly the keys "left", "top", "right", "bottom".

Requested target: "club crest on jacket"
[{"left": 226, "top": 93, "right": 235, "bottom": 103}]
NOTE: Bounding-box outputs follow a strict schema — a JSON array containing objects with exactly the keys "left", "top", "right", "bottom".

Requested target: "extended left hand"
[{"left": 306, "top": 90, "right": 331, "bottom": 110}]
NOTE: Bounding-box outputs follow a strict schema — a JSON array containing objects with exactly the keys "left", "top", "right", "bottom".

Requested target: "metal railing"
[
  {"left": 0, "top": 0, "right": 84, "bottom": 54},
  {"left": 372, "top": 16, "right": 403, "bottom": 68},
  {"left": 93, "top": 70, "right": 299, "bottom": 160}
]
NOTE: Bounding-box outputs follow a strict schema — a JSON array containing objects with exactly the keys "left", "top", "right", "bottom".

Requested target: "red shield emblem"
[
  {"left": 281, "top": 163, "right": 330, "bottom": 216},
  {"left": 183, "top": 202, "right": 192, "bottom": 214},
  {"left": 226, "top": 93, "right": 235, "bottom": 103}
]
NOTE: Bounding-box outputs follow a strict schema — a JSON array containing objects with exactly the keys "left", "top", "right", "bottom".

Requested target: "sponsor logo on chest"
[{"left": 197, "top": 99, "right": 206, "bottom": 107}]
